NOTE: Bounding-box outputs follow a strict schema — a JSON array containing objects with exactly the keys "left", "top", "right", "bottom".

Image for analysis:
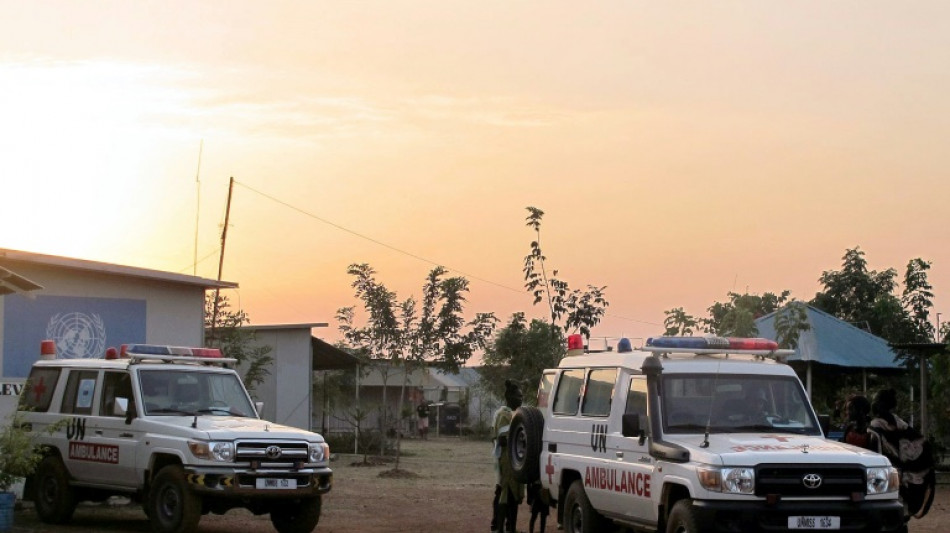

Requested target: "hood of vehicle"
[
  {"left": 666, "top": 433, "right": 891, "bottom": 467},
  {"left": 145, "top": 416, "right": 324, "bottom": 442}
]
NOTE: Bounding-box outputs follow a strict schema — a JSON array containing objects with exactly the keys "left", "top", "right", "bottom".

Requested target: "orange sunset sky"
[{"left": 2, "top": 2, "right": 949, "bottom": 350}]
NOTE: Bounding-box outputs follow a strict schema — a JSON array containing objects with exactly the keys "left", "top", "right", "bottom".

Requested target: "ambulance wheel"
[
  {"left": 34, "top": 456, "right": 77, "bottom": 524},
  {"left": 270, "top": 496, "right": 321, "bottom": 533},
  {"left": 563, "top": 480, "right": 605, "bottom": 533},
  {"left": 148, "top": 466, "right": 201, "bottom": 533},
  {"left": 666, "top": 499, "right": 704, "bottom": 533},
  {"left": 509, "top": 405, "right": 543, "bottom": 483}
]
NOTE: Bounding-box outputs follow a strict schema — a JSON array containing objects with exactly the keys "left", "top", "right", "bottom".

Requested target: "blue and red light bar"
[
  {"left": 125, "top": 344, "right": 223, "bottom": 358},
  {"left": 645, "top": 336, "right": 779, "bottom": 352}
]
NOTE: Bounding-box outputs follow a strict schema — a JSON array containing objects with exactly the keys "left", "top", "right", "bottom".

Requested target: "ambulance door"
[
  {"left": 58, "top": 369, "right": 100, "bottom": 481},
  {"left": 576, "top": 367, "right": 618, "bottom": 512},
  {"left": 84, "top": 371, "right": 141, "bottom": 486},
  {"left": 607, "top": 376, "right": 657, "bottom": 525}
]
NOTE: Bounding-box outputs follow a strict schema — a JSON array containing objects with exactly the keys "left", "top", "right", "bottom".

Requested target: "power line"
[{"left": 232, "top": 180, "right": 660, "bottom": 327}]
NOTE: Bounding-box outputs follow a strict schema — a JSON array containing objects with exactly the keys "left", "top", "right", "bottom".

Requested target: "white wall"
[
  {"left": 245, "top": 327, "right": 313, "bottom": 431},
  {"left": 0, "top": 261, "right": 209, "bottom": 420}
]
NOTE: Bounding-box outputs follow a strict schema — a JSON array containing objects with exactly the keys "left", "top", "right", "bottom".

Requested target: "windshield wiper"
[
  {"left": 149, "top": 408, "right": 197, "bottom": 416},
  {"left": 667, "top": 423, "right": 707, "bottom": 431},
  {"left": 197, "top": 407, "right": 247, "bottom": 417},
  {"left": 733, "top": 424, "right": 781, "bottom": 431}
]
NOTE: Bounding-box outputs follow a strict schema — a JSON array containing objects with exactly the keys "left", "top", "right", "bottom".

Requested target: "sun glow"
[{"left": 0, "top": 60, "right": 196, "bottom": 262}]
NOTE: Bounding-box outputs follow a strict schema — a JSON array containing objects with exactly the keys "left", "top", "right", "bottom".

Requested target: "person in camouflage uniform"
[{"left": 492, "top": 380, "right": 525, "bottom": 533}]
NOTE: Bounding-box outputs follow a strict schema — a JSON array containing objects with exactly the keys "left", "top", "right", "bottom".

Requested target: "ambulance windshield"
[
  {"left": 140, "top": 369, "right": 255, "bottom": 418},
  {"left": 661, "top": 374, "right": 820, "bottom": 435}
]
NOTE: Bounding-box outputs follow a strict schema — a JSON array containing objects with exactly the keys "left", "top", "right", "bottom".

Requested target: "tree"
[
  {"left": 703, "top": 291, "right": 790, "bottom": 336},
  {"left": 903, "top": 258, "right": 935, "bottom": 343},
  {"left": 337, "top": 264, "right": 497, "bottom": 466},
  {"left": 773, "top": 301, "right": 811, "bottom": 350},
  {"left": 204, "top": 293, "right": 273, "bottom": 395},
  {"left": 523, "top": 207, "right": 608, "bottom": 340},
  {"left": 811, "top": 247, "right": 909, "bottom": 339},
  {"left": 480, "top": 313, "right": 566, "bottom": 403},
  {"left": 663, "top": 307, "right": 699, "bottom": 336}
]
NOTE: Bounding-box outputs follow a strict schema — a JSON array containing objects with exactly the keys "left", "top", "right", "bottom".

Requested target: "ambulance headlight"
[
  {"left": 697, "top": 467, "right": 755, "bottom": 494},
  {"left": 309, "top": 443, "right": 329, "bottom": 463},
  {"left": 866, "top": 467, "right": 899, "bottom": 494},
  {"left": 188, "top": 440, "right": 234, "bottom": 462}
]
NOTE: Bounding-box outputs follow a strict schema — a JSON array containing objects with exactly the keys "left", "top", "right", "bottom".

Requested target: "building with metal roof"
[{"left": 755, "top": 304, "right": 901, "bottom": 396}]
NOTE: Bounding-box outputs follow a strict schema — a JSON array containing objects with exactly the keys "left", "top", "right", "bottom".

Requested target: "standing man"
[
  {"left": 492, "top": 380, "right": 524, "bottom": 533},
  {"left": 416, "top": 400, "right": 430, "bottom": 440}
]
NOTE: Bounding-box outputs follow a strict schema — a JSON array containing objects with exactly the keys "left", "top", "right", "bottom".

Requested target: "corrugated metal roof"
[{"left": 755, "top": 305, "right": 900, "bottom": 369}]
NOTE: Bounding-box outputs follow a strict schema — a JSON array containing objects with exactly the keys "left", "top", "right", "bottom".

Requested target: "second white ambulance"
[{"left": 508, "top": 335, "right": 905, "bottom": 533}]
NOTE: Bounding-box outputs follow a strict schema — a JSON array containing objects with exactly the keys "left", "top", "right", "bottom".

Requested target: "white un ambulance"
[
  {"left": 506, "top": 335, "right": 905, "bottom": 533},
  {"left": 17, "top": 343, "right": 331, "bottom": 533}
]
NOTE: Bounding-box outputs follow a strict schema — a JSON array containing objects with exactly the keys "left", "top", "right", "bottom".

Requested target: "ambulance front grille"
[
  {"left": 235, "top": 441, "right": 309, "bottom": 465},
  {"left": 755, "top": 464, "right": 866, "bottom": 497}
]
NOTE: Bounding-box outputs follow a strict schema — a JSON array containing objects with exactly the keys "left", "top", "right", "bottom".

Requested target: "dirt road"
[{"left": 10, "top": 437, "right": 948, "bottom": 532}]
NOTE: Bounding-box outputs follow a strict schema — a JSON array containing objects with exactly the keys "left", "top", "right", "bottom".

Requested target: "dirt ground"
[{"left": 10, "top": 437, "right": 950, "bottom": 532}]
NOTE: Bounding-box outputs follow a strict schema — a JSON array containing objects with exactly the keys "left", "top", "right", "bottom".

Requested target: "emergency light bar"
[
  {"left": 122, "top": 344, "right": 236, "bottom": 366},
  {"left": 646, "top": 336, "right": 779, "bottom": 351},
  {"left": 125, "top": 344, "right": 224, "bottom": 358},
  {"left": 643, "top": 336, "right": 794, "bottom": 359}
]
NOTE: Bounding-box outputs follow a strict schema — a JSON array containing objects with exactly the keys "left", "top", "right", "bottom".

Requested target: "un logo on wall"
[{"left": 46, "top": 312, "right": 107, "bottom": 359}]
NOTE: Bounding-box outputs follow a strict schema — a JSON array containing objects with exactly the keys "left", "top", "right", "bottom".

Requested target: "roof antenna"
[
  {"left": 192, "top": 139, "right": 203, "bottom": 276},
  {"left": 700, "top": 360, "right": 722, "bottom": 449}
]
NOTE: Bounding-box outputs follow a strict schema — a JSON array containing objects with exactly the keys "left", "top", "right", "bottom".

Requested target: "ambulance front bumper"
[
  {"left": 689, "top": 498, "right": 905, "bottom": 533},
  {"left": 185, "top": 466, "right": 333, "bottom": 497}
]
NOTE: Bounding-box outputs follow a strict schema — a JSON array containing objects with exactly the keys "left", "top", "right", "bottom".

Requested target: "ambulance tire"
[
  {"left": 148, "top": 465, "right": 201, "bottom": 533},
  {"left": 33, "top": 456, "right": 77, "bottom": 524},
  {"left": 509, "top": 406, "right": 543, "bottom": 484},
  {"left": 270, "top": 496, "right": 321, "bottom": 533},
  {"left": 666, "top": 499, "right": 706, "bottom": 533},
  {"left": 563, "top": 480, "right": 605, "bottom": 533}
]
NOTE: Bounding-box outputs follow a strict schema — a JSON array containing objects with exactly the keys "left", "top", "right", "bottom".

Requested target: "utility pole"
[{"left": 210, "top": 176, "right": 234, "bottom": 343}]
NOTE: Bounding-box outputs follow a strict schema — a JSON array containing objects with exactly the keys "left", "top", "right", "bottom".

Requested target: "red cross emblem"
[
  {"left": 32, "top": 377, "right": 47, "bottom": 403},
  {"left": 545, "top": 454, "right": 556, "bottom": 484}
]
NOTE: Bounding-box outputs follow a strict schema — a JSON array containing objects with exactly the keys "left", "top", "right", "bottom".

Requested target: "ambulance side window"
[
  {"left": 20, "top": 367, "right": 61, "bottom": 413},
  {"left": 61, "top": 370, "right": 99, "bottom": 415},
  {"left": 581, "top": 368, "right": 617, "bottom": 417},
  {"left": 625, "top": 376, "right": 648, "bottom": 418},
  {"left": 537, "top": 371, "right": 556, "bottom": 408},
  {"left": 553, "top": 369, "right": 584, "bottom": 415},
  {"left": 100, "top": 372, "right": 134, "bottom": 417}
]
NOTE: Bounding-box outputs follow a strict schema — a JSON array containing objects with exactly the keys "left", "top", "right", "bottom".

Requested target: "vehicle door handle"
[
  {"left": 95, "top": 430, "right": 103, "bottom": 436},
  {"left": 616, "top": 451, "right": 624, "bottom": 459},
  {"left": 120, "top": 433, "right": 134, "bottom": 438}
]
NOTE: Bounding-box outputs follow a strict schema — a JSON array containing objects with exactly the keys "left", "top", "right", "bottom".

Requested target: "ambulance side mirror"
[
  {"left": 818, "top": 414, "right": 831, "bottom": 436},
  {"left": 622, "top": 413, "right": 647, "bottom": 445},
  {"left": 255, "top": 401, "right": 265, "bottom": 417},
  {"left": 114, "top": 397, "right": 129, "bottom": 417}
]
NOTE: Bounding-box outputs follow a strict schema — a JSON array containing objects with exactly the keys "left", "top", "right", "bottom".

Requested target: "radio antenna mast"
[
  {"left": 193, "top": 140, "right": 204, "bottom": 275},
  {"left": 210, "top": 176, "right": 234, "bottom": 343}
]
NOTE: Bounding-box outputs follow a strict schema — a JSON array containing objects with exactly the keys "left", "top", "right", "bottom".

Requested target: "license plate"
[
  {"left": 788, "top": 516, "right": 840, "bottom": 530},
  {"left": 256, "top": 478, "right": 297, "bottom": 489}
]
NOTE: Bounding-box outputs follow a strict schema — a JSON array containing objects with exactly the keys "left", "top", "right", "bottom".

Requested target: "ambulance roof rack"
[
  {"left": 122, "top": 344, "right": 238, "bottom": 367},
  {"left": 643, "top": 336, "right": 794, "bottom": 360}
]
